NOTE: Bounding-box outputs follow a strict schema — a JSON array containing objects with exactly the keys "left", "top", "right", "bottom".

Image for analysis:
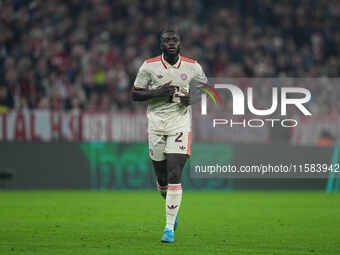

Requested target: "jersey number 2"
[{"left": 175, "top": 132, "right": 183, "bottom": 142}]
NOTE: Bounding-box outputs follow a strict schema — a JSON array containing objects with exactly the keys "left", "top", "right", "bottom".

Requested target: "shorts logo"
[
  {"left": 180, "top": 73, "right": 188, "bottom": 80},
  {"left": 149, "top": 148, "right": 154, "bottom": 156}
]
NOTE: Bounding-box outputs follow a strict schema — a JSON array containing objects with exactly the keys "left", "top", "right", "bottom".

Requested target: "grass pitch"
[{"left": 0, "top": 191, "right": 339, "bottom": 255}]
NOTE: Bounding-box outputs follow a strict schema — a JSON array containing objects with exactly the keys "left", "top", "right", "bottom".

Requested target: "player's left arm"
[{"left": 179, "top": 62, "right": 208, "bottom": 106}]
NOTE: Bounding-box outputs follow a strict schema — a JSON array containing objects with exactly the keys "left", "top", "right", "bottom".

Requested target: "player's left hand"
[{"left": 179, "top": 95, "right": 191, "bottom": 106}]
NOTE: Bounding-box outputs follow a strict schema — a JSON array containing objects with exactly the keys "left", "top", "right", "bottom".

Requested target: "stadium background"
[
  {"left": 0, "top": 0, "right": 339, "bottom": 190},
  {"left": 0, "top": 1, "right": 340, "bottom": 254}
]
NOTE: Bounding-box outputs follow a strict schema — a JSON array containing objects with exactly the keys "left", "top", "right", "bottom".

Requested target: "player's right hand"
[{"left": 152, "top": 81, "right": 175, "bottom": 99}]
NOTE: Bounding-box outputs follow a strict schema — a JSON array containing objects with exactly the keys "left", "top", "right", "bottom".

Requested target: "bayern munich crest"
[{"left": 180, "top": 73, "right": 188, "bottom": 80}]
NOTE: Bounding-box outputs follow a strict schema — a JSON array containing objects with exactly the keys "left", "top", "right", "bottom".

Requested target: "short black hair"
[{"left": 160, "top": 25, "right": 180, "bottom": 39}]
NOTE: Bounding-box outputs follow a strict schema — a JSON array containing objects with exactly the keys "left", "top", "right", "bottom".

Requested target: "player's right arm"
[
  {"left": 131, "top": 82, "right": 175, "bottom": 101},
  {"left": 131, "top": 62, "right": 175, "bottom": 102}
]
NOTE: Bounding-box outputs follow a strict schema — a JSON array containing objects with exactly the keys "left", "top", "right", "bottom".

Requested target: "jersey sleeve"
[
  {"left": 190, "top": 62, "right": 208, "bottom": 90},
  {"left": 189, "top": 62, "right": 208, "bottom": 101},
  {"left": 133, "top": 62, "right": 151, "bottom": 89},
  {"left": 193, "top": 62, "right": 208, "bottom": 85}
]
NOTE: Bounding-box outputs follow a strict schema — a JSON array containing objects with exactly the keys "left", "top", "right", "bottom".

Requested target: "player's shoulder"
[
  {"left": 138, "top": 56, "right": 162, "bottom": 72},
  {"left": 180, "top": 56, "right": 197, "bottom": 64},
  {"left": 181, "top": 56, "right": 203, "bottom": 73},
  {"left": 145, "top": 55, "right": 162, "bottom": 64}
]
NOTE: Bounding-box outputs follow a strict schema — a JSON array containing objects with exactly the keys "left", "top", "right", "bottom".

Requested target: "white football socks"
[{"left": 165, "top": 184, "right": 182, "bottom": 231}]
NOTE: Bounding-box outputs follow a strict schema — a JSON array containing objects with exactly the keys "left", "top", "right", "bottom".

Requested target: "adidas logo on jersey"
[{"left": 157, "top": 74, "right": 163, "bottom": 79}]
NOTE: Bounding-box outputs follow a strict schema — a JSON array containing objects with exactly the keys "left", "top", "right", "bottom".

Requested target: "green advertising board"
[{"left": 80, "top": 143, "right": 234, "bottom": 190}]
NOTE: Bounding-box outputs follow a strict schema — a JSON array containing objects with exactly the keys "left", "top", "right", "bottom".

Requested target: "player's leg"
[
  {"left": 148, "top": 133, "right": 167, "bottom": 199},
  {"left": 161, "top": 132, "right": 190, "bottom": 243},
  {"left": 165, "top": 153, "right": 187, "bottom": 230},
  {"left": 152, "top": 160, "right": 167, "bottom": 199}
]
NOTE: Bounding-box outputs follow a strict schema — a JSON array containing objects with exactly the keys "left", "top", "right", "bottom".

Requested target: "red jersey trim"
[
  {"left": 187, "top": 132, "right": 191, "bottom": 155},
  {"left": 133, "top": 86, "right": 145, "bottom": 90},
  {"left": 161, "top": 55, "right": 182, "bottom": 69},
  {"left": 160, "top": 56, "right": 168, "bottom": 69},
  {"left": 176, "top": 57, "right": 182, "bottom": 68},
  {"left": 146, "top": 55, "right": 185, "bottom": 69},
  {"left": 181, "top": 56, "right": 196, "bottom": 63},
  {"left": 146, "top": 56, "right": 161, "bottom": 63}
]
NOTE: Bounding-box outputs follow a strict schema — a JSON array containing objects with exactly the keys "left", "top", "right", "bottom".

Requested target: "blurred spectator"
[
  {"left": 0, "top": 85, "right": 14, "bottom": 113},
  {"left": 37, "top": 97, "right": 50, "bottom": 110},
  {"left": 0, "top": 0, "right": 340, "bottom": 113}
]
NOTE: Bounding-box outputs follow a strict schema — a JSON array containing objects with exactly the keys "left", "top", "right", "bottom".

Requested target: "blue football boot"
[{"left": 161, "top": 227, "right": 174, "bottom": 243}]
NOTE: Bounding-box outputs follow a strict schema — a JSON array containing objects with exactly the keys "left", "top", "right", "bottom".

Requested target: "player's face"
[{"left": 161, "top": 32, "right": 180, "bottom": 56}]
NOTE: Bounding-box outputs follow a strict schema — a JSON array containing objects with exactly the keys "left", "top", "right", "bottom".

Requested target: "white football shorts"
[{"left": 148, "top": 131, "right": 191, "bottom": 161}]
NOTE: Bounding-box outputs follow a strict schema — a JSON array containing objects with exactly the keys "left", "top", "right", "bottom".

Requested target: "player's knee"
[{"left": 167, "top": 169, "right": 181, "bottom": 184}]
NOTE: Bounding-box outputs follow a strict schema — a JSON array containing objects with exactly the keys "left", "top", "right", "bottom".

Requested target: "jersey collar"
[{"left": 161, "top": 54, "right": 182, "bottom": 69}]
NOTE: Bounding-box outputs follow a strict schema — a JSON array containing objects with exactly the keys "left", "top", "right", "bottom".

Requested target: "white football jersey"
[{"left": 134, "top": 54, "right": 207, "bottom": 135}]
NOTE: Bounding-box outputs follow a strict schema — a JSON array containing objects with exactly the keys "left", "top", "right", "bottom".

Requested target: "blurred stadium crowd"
[{"left": 0, "top": 0, "right": 340, "bottom": 113}]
